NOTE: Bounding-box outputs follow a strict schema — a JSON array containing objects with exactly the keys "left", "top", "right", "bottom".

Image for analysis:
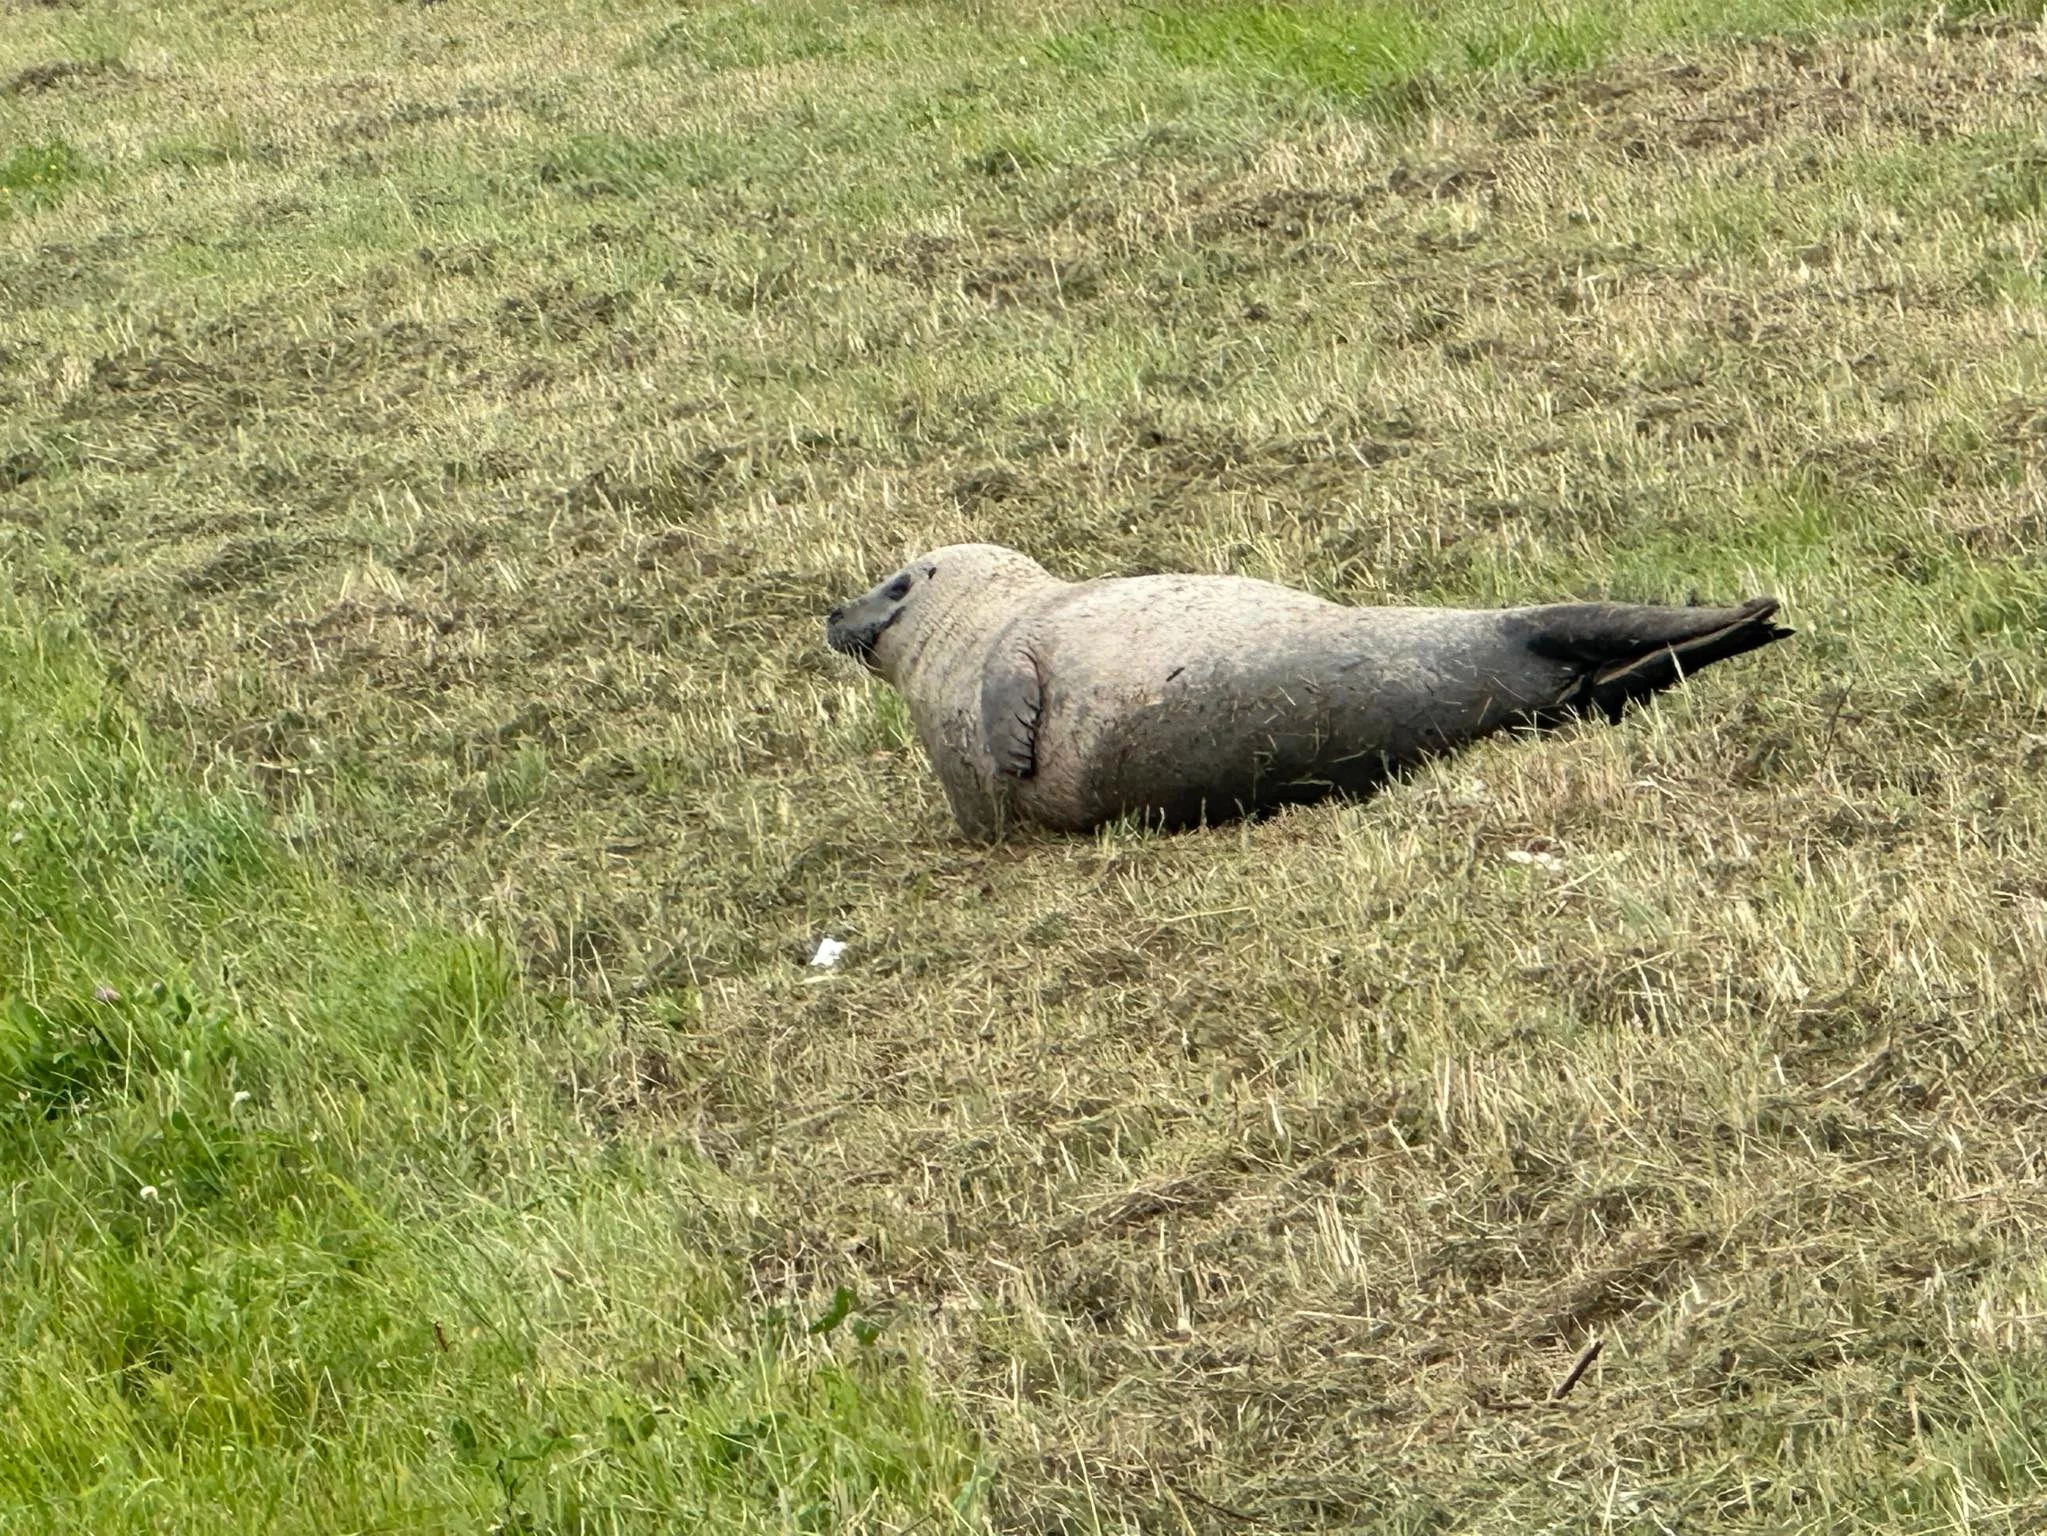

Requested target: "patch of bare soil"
[{"left": 0, "top": 57, "right": 132, "bottom": 97}]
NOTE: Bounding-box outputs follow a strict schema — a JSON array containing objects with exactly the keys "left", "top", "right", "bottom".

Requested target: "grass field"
[
  {"left": 0, "top": 606, "right": 971, "bottom": 1532},
  {"left": 6, "top": 0, "right": 2047, "bottom": 1529}
]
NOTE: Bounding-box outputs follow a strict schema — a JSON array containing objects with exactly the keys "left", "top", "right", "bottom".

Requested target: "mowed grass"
[
  {"left": 0, "top": 607, "right": 976, "bottom": 1530},
  {"left": 5, "top": 0, "right": 2047, "bottom": 1529}
]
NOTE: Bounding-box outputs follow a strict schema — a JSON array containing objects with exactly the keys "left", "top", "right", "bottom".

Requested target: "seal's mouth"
[{"left": 824, "top": 601, "right": 902, "bottom": 669}]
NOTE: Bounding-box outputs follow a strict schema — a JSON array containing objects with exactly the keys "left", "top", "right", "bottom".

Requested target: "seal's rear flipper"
[
  {"left": 1522, "top": 597, "right": 1792, "bottom": 723},
  {"left": 980, "top": 645, "right": 1044, "bottom": 777}
]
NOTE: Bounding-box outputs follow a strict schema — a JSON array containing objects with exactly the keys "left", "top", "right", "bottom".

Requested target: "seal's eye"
[{"left": 883, "top": 573, "right": 913, "bottom": 601}]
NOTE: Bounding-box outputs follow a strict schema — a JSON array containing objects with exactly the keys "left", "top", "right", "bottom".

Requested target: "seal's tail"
[{"left": 1521, "top": 596, "right": 1792, "bottom": 723}]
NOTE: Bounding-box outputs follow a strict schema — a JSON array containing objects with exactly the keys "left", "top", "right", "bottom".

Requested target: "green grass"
[
  {"left": 7, "top": 0, "right": 2047, "bottom": 1528},
  {"left": 0, "top": 138, "right": 85, "bottom": 220},
  {"left": 1075, "top": 0, "right": 2028, "bottom": 113},
  {"left": 0, "top": 607, "right": 977, "bottom": 1532}
]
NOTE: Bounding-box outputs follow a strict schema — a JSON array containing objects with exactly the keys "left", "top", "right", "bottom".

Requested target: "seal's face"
[
  {"left": 826, "top": 560, "right": 937, "bottom": 672},
  {"left": 827, "top": 544, "right": 1052, "bottom": 682}
]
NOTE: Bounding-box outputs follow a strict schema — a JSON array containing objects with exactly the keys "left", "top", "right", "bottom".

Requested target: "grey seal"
[{"left": 826, "top": 544, "right": 1790, "bottom": 839}]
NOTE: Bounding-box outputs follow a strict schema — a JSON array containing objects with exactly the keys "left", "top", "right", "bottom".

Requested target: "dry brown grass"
[{"left": 7, "top": 0, "right": 2047, "bottom": 1527}]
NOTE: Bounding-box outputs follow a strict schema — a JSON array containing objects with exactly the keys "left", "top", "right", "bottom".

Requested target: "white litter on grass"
[
  {"left": 808, "top": 937, "right": 848, "bottom": 970},
  {"left": 1504, "top": 848, "right": 1564, "bottom": 872}
]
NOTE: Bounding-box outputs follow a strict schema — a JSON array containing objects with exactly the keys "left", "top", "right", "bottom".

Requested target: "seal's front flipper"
[{"left": 980, "top": 645, "right": 1043, "bottom": 778}]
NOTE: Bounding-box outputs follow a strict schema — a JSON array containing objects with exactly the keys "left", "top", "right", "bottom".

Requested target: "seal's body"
[{"left": 826, "top": 544, "right": 1790, "bottom": 839}]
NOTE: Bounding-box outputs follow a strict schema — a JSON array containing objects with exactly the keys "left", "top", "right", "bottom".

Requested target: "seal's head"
[
  {"left": 826, "top": 544, "right": 1053, "bottom": 680},
  {"left": 826, "top": 559, "right": 932, "bottom": 672}
]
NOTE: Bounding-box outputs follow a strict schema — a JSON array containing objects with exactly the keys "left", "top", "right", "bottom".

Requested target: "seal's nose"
[{"left": 827, "top": 605, "right": 844, "bottom": 624}]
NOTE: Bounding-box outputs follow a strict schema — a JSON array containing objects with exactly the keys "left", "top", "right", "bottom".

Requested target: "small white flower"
[
  {"left": 138, "top": 1184, "right": 159, "bottom": 1202},
  {"left": 8, "top": 831, "right": 21, "bottom": 845},
  {"left": 231, "top": 1090, "right": 252, "bottom": 1109}
]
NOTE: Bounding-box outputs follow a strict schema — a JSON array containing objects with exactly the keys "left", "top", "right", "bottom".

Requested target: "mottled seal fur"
[{"left": 826, "top": 544, "right": 1791, "bottom": 839}]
